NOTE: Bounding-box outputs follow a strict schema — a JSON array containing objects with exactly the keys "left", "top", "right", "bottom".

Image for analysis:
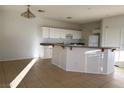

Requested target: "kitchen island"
[{"left": 52, "top": 44, "right": 117, "bottom": 74}]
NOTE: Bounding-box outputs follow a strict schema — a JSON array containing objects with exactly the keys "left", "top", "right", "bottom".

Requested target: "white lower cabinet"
[
  {"left": 52, "top": 46, "right": 66, "bottom": 70},
  {"left": 52, "top": 46, "right": 115, "bottom": 74},
  {"left": 85, "top": 49, "right": 115, "bottom": 74},
  {"left": 43, "top": 46, "right": 52, "bottom": 59},
  {"left": 66, "top": 48, "right": 85, "bottom": 72},
  {"left": 85, "top": 52, "right": 100, "bottom": 73}
]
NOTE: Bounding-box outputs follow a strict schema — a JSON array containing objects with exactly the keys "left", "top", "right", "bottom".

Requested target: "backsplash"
[{"left": 42, "top": 38, "right": 83, "bottom": 44}]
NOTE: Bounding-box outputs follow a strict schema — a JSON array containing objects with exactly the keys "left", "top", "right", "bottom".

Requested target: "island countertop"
[
  {"left": 40, "top": 43, "right": 119, "bottom": 49},
  {"left": 52, "top": 43, "right": 115, "bottom": 74}
]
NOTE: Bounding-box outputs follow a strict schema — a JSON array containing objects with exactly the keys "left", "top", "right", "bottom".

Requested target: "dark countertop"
[
  {"left": 40, "top": 43, "right": 61, "bottom": 46},
  {"left": 61, "top": 45, "right": 118, "bottom": 49},
  {"left": 40, "top": 43, "right": 119, "bottom": 49}
]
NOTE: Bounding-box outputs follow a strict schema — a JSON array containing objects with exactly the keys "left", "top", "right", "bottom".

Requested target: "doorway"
[{"left": 115, "top": 50, "right": 124, "bottom": 68}]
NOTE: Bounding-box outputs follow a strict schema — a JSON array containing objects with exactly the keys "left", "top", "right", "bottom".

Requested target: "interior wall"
[
  {"left": 81, "top": 21, "right": 101, "bottom": 45},
  {"left": 0, "top": 9, "right": 81, "bottom": 61},
  {"left": 0, "top": 11, "right": 3, "bottom": 60},
  {"left": 0, "top": 11, "right": 39, "bottom": 61}
]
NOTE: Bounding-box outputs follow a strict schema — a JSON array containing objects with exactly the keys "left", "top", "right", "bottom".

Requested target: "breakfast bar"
[{"left": 51, "top": 44, "right": 116, "bottom": 74}]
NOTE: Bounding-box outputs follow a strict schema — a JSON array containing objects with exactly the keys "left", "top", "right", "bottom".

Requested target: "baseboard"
[
  {"left": 115, "top": 62, "right": 124, "bottom": 68},
  {"left": 0, "top": 57, "right": 33, "bottom": 62}
]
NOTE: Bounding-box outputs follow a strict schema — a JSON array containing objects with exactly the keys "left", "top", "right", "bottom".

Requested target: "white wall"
[
  {"left": 0, "top": 10, "right": 3, "bottom": 60},
  {"left": 81, "top": 21, "right": 101, "bottom": 45},
  {"left": 0, "top": 11, "right": 39, "bottom": 61},
  {"left": 0, "top": 9, "right": 81, "bottom": 61}
]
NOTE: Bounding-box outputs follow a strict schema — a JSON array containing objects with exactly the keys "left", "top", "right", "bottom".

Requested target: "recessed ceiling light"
[
  {"left": 88, "top": 8, "right": 91, "bottom": 10},
  {"left": 38, "top": 9, "right": 45, "bottom": 13},
  {"left": 66, "top": 17, "right": 72, "bottom": 19}
]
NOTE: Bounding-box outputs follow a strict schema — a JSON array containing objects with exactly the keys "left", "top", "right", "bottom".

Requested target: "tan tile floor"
[
  {"left": 17, "top": 59, "right": 124, "bottom": 88},
  {"left": 0, "top": 59, "right": 31, "bottom": 87}
]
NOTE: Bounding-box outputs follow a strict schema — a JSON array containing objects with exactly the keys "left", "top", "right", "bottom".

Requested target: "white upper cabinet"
[
  {"left": 101, "top": 18, "right": 122, "bottom": 48},
  {"left": 41, "top": 27, "right": 82, "bottom": 39},
  {"left": 64, "top": 29, "right": 73, "bottom": 38},
  {"left": 73, "top": 31, "right": 82, "bottom": 39},
  {"left": 63, "top": 29, "right": 82, "bottom": 39},
  {"left": 120, "top": 29, "right": 124, "bottom": 49},
  {"left": 59, "top": 29, "right": 66, "bottom": 38},
  {"left": 49, "top": 28, "right": 61, "bottom": 38},
  {"left": 41, "top": 27, "right": 50, "bottom": 38},
  {"left": 101, "top": 26, "right": 121, "bottom": 47}
]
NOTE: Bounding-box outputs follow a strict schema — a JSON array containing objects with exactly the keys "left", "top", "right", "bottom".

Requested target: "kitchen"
[
  {"left": 1, "top": 5, "right": 124, "bottom": 88},
  {"left": 40, "top": 26, "right": 116, "bottom": 74}
]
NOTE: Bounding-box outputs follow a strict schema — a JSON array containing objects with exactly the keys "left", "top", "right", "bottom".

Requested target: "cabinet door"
[
  {"left": 64, "top": 30, "right": 73, "bottom": 37},
  {"left": 52, "top": 46, "right": 62, "bottom": 66},
  {"left": 120, "top": 29, "right": 124, "bottom": 50},
  {"left": 42, "top": 27, "right": 50, "bottom": 38},
  {"left": 44, "top": 46, "right": 52, "bottom": 58},
  {"left": 59, "top": 29, "right": 66, "bottom": 39},
  {"left": 102, "top": 27, "right": 121, "bottom": 47},
  {"left": 64, "top": 30, "right": 82, "bottom": 39},
  {"left": 66, "top": 48, "right": 85, "bottom": 72},
  {"left": 73, "top": 31, "right": 82, "bottom": 39},
  {"left": 86, "top": 53, "right": 100, "bottom": 73},
  {"left": 50, "top": 28, "right": 61, "bottom": 38}
]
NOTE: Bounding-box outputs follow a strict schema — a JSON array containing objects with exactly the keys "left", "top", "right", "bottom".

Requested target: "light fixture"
[
  {"left": 38, "top": 9, "right": 45, "bottom": 13},
  {"left": 21, "top": 5, "right": 36, "bottom": 19},
  {"left": 88, "top": 8, "right": 91, "bottom": 10},
  {"left": 66, "top": 16, "right": 72, "bottom": 19}
]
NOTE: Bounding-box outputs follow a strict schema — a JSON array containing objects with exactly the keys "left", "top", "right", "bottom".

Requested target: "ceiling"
[{"left": 1, "top": 5, "right": 124, "bottom": 24}]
